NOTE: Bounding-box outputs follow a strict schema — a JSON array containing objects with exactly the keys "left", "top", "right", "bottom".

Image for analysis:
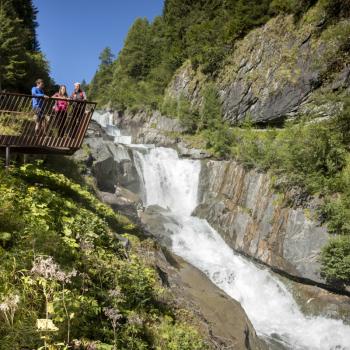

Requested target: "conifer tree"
[{"left": 0, "top": 0, "right": 26, "bottom": 90}]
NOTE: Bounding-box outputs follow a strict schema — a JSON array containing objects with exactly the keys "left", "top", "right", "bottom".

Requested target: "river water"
[{"left": 93, "top": 111, "right": 350, "bottom": 350}]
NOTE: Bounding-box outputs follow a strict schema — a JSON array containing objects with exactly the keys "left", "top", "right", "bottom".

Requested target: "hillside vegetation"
[
  {"left": 89, "top": 0, "right": 349, "bottom": 111},
  {"left": 0, "top": 162, "right": 208, "bottom": 350}
]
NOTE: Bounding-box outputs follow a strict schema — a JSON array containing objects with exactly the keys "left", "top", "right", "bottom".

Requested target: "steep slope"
[
  {"left": 0, "top": 163, "right": 213, "bottom": 349},
  {"left": 166, "top": 7, "right": 350, "bottom": 123}
]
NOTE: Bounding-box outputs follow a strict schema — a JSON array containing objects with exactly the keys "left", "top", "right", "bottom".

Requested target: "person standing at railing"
[
  {"left": 52, "top": 85, "right": 69, "bottom": 137},
  {"left": 71, "top": 82, "right": 87, "bottom": 101},
  {"left": 31, "top": 79, "right": 48, "bottom": 133},
  {"left": 70, "top": 82, "right": 87, "bottom": 138}
]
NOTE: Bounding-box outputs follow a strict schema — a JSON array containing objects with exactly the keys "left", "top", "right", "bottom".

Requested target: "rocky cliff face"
[
  {"left": 195, "top": 160, "right": 329, "bottom": 285},
  {"left": 166, "top": 9, "right": 350, "bottom": 124}
]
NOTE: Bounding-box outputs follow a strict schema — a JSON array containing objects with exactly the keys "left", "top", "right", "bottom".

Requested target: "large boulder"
[{"left": 79, "top": 137, "right": 140, "bottom": 194}]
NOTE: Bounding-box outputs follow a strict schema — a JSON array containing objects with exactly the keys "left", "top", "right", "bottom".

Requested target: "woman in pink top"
[{"left": 52, "top": 85, "right": 69, "bottom": 137}]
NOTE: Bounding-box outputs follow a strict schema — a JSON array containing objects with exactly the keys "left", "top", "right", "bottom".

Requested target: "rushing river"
[{"left": 93, "top": 111, "right": 350, "bottom": 350}]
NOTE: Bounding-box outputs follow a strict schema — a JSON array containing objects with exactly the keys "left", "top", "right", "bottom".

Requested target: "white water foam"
[{"left": 133, "top": 146, "right": 350, "bottom": 350}]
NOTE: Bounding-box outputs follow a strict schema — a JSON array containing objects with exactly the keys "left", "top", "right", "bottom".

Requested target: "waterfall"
[
  {"left": 93, "top": 111, "right": 132, "bottom": 144},
  {"left": 133, "top": 147, "right": 200, "bottom": 215},
  {"left": 133, "top": 146, "right": 350, "bottom": 350}
]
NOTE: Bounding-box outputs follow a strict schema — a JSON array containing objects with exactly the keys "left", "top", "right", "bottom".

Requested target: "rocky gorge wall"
[{"left": 195, "top": 160, "right": 329, "bottom": 285}]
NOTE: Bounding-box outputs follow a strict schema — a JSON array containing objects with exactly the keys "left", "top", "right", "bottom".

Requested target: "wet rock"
[
  {"left": 153, "top": 248, "right": 267, "bottom": 350},
  {"left": 139, "top": 205, "right": 177, "bottom": 248},
  {"left": 279, "top": 275, "right": 350, "bottom": 322}
]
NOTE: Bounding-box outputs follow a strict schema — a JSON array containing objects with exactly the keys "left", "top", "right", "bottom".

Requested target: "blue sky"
[{"left": 33, "top": 0, "right": 164, "bottom": 90}]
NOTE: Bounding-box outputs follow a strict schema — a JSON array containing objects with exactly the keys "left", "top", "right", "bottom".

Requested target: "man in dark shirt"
[
  {"left": 71, "top": 82, "right": 87, "bottom": 101},
  {"left": 70, "top": 82, "right": 87, "bottom": 138}
]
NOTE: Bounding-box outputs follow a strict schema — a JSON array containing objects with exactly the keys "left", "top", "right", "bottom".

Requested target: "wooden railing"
[{"left": 0, "top": 92, "right": 96, "bottom": 158}]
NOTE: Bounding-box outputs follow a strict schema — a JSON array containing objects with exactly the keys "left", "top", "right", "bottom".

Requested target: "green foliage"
[
  {"left": 321, "top": 236, "right": 350, "bottom": 286},
  {"left": 154, "top": 316, "right": 209, "bottom": 350},
  {"left": 197, "top": 83, "right": 233, "bottom": 157},
  {"left": 322, "top": 0, "right": 350, "bottom": 20},
  {"left": 14, "top": 163, "right": 134, "bottom": 232},
  {"left": 269, "top": 0, "right": 317, "bottom": 15},
  {"left": 88, "top": 47, "right": 115, "bottom": 105},
  {"left": 0, "top": 0, "right": 26, "bottom": 90},
  {"left": 0, "top": 164, "right": 207, "bottom": 349},
  {"left": 0, "top": 0, "right": 52, "bottom": 92},
  {"left": 200, "top": 84, "right": 222, "bottom": 131}
]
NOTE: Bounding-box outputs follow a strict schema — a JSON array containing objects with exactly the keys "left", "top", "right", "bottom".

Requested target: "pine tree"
[
  {"left": 119, "top": 18, "right": 152, "bottom": 79},
  {"left": 0, "top": 0, "right": 26, "bottom": 90},
  {"left": 99, "top": 47, "right": 114, "bottom": 67},
  {"left": 11, "top": 0, "right": 39, "bottom": 51},
  {"left": 88, "top": 47, "right": 115, "bottom": 103},
  {"left": 200, "top": 83, "right": 222, "bottom": 131}
]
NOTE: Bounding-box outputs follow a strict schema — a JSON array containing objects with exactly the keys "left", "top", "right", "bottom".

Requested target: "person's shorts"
[{"left": 33, "top": 107, "right": 45, "bottom": 121}]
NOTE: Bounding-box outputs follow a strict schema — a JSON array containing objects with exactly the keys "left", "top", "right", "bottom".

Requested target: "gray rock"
[
  {"left": 139, "top": 205, "right": 178, "bottom": 248},
  {"left": 81, "top": 137, "right": 141, "bottom": 194},
  {"left": 114, "top": 233, "right": 131, "bottom": 250},
  {"left": 332, "top": 66, "right": 350, "bottom": 91},
  {"left": 95, "top": 188, "right": 141, "bottom": 222},
  {"left": 153, "top": 249, "right": 267, "bottom": 350},
  {"left": 195, "top": 159, "right": 330, "bottom": 284},
  {"left": 177, "top": 141, "right": 211, "bottom": 159},
  {"left": 118, "top": 110, "right": 186, "bottom": 146},
  {"left": 88, "top": 140, "right": 118, "bottom": 193}
]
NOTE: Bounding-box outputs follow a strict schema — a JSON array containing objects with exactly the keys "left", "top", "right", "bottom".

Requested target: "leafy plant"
[
  {"left": 0, "top": 164, "right": 208, "bottom": 349},
  {"left": 321, "top": 236, "right": 350, "bottom": 286}
]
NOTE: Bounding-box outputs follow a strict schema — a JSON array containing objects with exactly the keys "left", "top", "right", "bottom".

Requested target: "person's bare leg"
[
  {"left": 42, "top": 117, "right": 47, "bottom": 135},
  {"left": 34, "top": 115, "right": 40, "bottom": 133}
]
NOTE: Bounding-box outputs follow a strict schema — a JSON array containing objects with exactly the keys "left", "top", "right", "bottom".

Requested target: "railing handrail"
[
  {"left": 0, "top": 91, "right": 97, "bottom": 105},
  {"left": 0, "top": 91, "right": 97, "bottom": 156}
]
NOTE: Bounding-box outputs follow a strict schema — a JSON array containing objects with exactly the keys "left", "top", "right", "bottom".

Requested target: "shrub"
[
  {"left": 321, "top": 236, "right": 350, "bottom": 286},
  {"left": 154, "top": 317, "right": 209, "bottom": 350}
]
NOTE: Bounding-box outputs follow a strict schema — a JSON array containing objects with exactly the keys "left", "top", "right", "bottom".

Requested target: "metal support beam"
[{"left": 5, "top": 146, "right": 10, "bottom": 169}]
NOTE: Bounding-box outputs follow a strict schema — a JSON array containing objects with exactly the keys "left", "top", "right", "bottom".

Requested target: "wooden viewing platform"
[{"left": 0, "top": 92, "right": 97, "bottom": 164}]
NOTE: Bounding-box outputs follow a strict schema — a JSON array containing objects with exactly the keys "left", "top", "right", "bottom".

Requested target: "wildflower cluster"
[
  {"left": 31, "top": 256, "right": 77, "bottom": 283},
  {"left": 103, "top": 307, "right": 122, "bottom": 328},
  {"left": 0, "top": 294, "right": 20, "bottom": 327}
]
